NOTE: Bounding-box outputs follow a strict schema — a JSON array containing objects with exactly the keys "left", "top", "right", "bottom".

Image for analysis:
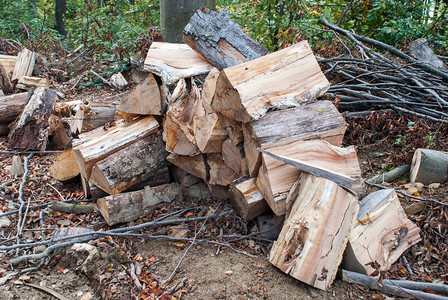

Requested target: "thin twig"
[{"left": 15, "top": 153, "right": 33, "bottom": 252}]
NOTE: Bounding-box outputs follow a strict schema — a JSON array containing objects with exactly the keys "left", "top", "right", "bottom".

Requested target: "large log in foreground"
[
  {"left": 269, "top": 173, "right": 359, "bottom": 290},
  {"left": 211, "top": 41, "right": 330, "bottom": 122},
  {"left": 8, "top": 87, "right": 57, "bottom": 150},
  {"left": 342, "top": 189, "right": 421, "bottom": 275},
  {"left": 183, "top": 7, "right": 268, "bottom": 70}
]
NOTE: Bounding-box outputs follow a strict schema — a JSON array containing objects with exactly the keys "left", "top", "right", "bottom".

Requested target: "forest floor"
[{"left": 0, "top": 55, "right": 447, "bottom": 300}]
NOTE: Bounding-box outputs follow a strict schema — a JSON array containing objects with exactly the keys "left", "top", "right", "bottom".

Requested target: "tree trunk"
[
  {"left": 160, "top": 0, "right": 216, "bottom": 43},
  {"left": 55, "top": 0, "right": 67, "bottom": 36}
]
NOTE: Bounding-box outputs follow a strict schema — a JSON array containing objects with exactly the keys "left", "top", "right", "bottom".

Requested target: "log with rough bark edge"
[
  {"left": 342, "top": 189, "right": 421, "bottom": 276},
  {"left": 170, "top": 165, "right": 201, "bottom": 188},
  {"left": 8, "top": 88, "right": 57, "bottom": 150},
  {"left": 17, "top": 76, "right": 50, "bottom": 88},
  {"left": 207, "top": 153, "right": 239, "bottom": 186},
  {"left": 201, "top": 67, "right": 220, "bottom": 114},
  {"left": 117, "top": 73, "right": 165, "bottom": 116},
  {"left": 410, "top": 148, "right": 448, "bottom": 185},
  {"left": 258, "top": 140, "right": 364, "bottom": 196},
  {"left": 211, "top": 41, "right": 330, "bottom": 122},
  {"left": 50, "top": 150, "right": 80, "bottom": 182},
  {"left": 0, "top": 63, "right": 13, "bottom": 94},
  {"left": 183, "top": 7, "right": 268, "bottom": 70},
  {"left": 0, "top": 55, "right": 17, "bottom": 75},
  {"left": 0, "top": 122, "right": 10, "bottom": 136},
  {"left": 143, "top": 42, "right": 212, "bottom": 84},
  {"left": 90, "top": 131, "right": 168, "bottom": 195},
  {"left": 163, "top": 79, "right": 204, "bottom": 155},
  {"left": 194, "top": 112, "right": 228, "bottom": 153},
  {"left": 269, "top": 173, "right": 359, "bottom": 291},
  {"left": 96, "top": 183, "right": 182, "bottom": 226},
  {"left": 229, "top": 176, "right": 269, "bottom": 220},
  {"left": 0, "top": 92, "right": 29, "bottom": 122},
  {"left": 73, "top": 116, "right": 159, "bottom": 179},
  {"left": 166, "top": 153, "right": 207, "bottom": 181},
  {"left": 12, "top": 48, "right": 36, "bottom": 81},
  {"left": 244, "top": 101, "right": 346, "bottom": 177}
]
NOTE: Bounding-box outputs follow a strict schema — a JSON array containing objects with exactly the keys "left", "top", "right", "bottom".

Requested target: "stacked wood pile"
[{"left": 4, "top": 8, "right": 424, "bottom": 292}]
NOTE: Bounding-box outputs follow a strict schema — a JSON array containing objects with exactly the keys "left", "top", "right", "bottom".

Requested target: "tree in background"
[{"left": 55, "top": 0, "right": 67, "bottom": 36}]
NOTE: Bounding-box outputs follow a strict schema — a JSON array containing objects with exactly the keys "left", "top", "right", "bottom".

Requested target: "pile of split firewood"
[{"left": 4, "top": 7, "right": 448, "bottom": 295}]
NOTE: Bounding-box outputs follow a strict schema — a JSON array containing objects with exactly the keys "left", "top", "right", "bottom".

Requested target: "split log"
[
  {"left": 259, "top": 140, "right": 364, "bottom": 195},
  {"left": 244, "top": 101, "right": 346, "bottom": 177},
  {"left": 8, "top": 87, "right": 57, "bottom": 151},
  {"left": 170, "top": 165, "right": 201, "bottom": 188},
  {"left": 117, "top": 73, "right": 165, "bottom": 116},
  {"left": 17, "top": 76, "right": 50, "bottom": 88},
  {"left": 183, "top": 7, "right": 268, "bottom": 70},
  {"left": 0, "top": 92, "right": 29, "bottom": 122},
  {"left": 12, "top": 48, "right": 36, "bottom": 81},
  {"left": 0, "top": 63, "right": 13, "bottom": 94},
  {"left": 211, "top": 41, "right": 330, "bottom": 122},
  {"left": 207, "top": 153, "right": 239, "bottom": 186},
  {"left": 163, "top": 79, "right": 204, "bottom": 155},
  {"left": 201, "top": 67, "right": 220, "bottom": 114},
  {"left": 257, "top": 139, "right": 361, "bottom": 216},
  {"left": 342, "top": 189, "right": 421, "bottom": 275},
  {"left": 90, "top": 131, "right": 168, "bottom": 195},
  {"left": 50, "top": 150, "right": 80, "bottom": 182},
  {"left": 410, "top": 148, "right": 448, "bottom": 185},
  {"left": 143, "top": 42, "right": 212, "bottom": 84},
  {"left": 166, "top": 153, "right": 207, "bottom": 181},
  {"left": 82, "top": 102, "right": 117, "bottom": 132},
  {"left": 367, "top": 164, "right": 410, "bottom": 184},
  {"left": 193, "top": 112, "right": 228, "bottom": 153},
  {"left": 109, "top": 72, "right": 128, "bottom": 90},
  {"left": 222, "top": 139, "right": 247, "bottom": 176},
  {"left": 229, "top": 176, "right": 269, "bottom": 220},
  {"left": 217, "top": 112, "right": 243, "bottom": 145},
  {"left": 96, "top": 183, "right": 182, "bottom": 226},
  {"left": 0, "top": 54, "right": 17, "bottom": 75},
  {"left": 269, "top": 173, "right": 359, "bottom": 290},
  {"left": 73, "top": 116, "right": 159, "bottom": 179},
  {"left": 72, "top": 119, "right": 128, "bottom": 147}
]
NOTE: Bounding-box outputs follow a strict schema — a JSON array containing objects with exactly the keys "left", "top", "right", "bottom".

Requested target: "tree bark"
[
  {"left": 0, "top": 63, "right": 13, "bottom": 95},
  {"left": 55, "top": 0, "right": 67, "bottom": 36}
]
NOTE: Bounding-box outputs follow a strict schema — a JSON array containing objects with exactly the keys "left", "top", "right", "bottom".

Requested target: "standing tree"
[{"left": 55, "top": 0, "right": 67, "bottom": 36}]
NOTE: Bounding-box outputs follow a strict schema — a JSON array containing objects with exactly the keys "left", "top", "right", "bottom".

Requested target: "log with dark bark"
[
  {"left": 144, "top": 42, "right": 212, "bottom": 84},
  {"left": 269, "top": 173, "right": 359, "bottom": 290},
  {"left": 342, "top": 189, "right": 421, "bottom": 275},
  {"left": 211, "top": 41, "right": 330, "bottom": 122},
  {"left": 410, "top": 148, "right": 448, "bottom": 184},
  {"left": 183, "top": 7, "right": 268, "bottom": 70},
  {"left": 96, "top": 183, "right": 182, "bottom": 226},
  {"left": 90, "top": 131, "right": 168, "bottom": 195},
  {"left": 0, "top": 92, "right": 29, "bottom": 123},
  {"left": 73, "top": 116, "right": 159, "bottom": 179},
  {"left": 0, "top": 63, "right": 13, "bottom": 94},
  {"left": 8, "top": 88, "right": 57, "bottom": 150}
]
